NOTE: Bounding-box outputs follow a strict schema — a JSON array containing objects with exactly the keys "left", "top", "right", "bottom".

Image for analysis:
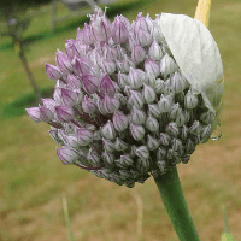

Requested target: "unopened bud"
[
  {"left": 148, "top": 104, "right": 161, "bottom": 118},
  {"left": 128, "top": 89, "right": 144, "bottom": 109},
  {"left": 146, "top": 116, "right": 159, "bottom": 132},
  {"left": 165, "top": 122, "right": 179, "bottom": 136},
  {"left": 158, "top": 94, "right": 173, "bottom": 113},
  {"left": 102, "top": 137, "right": 115, "bottom": 153},
  {"left": 147, "top": 135, "right": 160, "bottom": 150},
  {"left": 87, "top": 147, "right": 101, "bottom": 166},
  {"left": 184, "top": 90, "right": 199, "bottom": 108},
  {"left": 130, "top": 106, "right": 146, "bottom": 125},
  {"left": 159, "top": 133, "right": 171, "bottom": 146},
  {"left": 130, "top": 123, "right": 146, "bottom": 141},
  {"left": 136, "top": 146, "right": 149, "bottom": 160},
  {"left": 142, "top": 83, "right": 155, "bottom": 104},
  {"left": 115, "top": 137, "right": 129, "bottom": 152},
  {"left": 101, "top": 120, "right": 116, "bottom": 140},
  {"left": 112, "top": 111, "right": 129, "bottom": 131}
]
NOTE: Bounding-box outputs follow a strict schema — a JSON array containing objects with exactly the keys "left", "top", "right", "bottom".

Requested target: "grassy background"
[{"left": 0, "top": 0, "right": 240, "bottom": 240}]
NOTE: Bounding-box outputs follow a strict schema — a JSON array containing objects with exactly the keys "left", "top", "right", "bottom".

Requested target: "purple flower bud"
[
  {"left": 142, "top": 83, "right": 155, "bottom": 104},
  {"left": 112, "top": 14, "right": 130, "bottom": 44},
  {"left": 104, "top": 45, "right": 119, "bottom": 61},
  {"left": 82, "top": 95, "right": 96, "bottom": 114},
  {"left": 165, "top": 122, "right": 179, "bottom": 136},
  {"left": 144, "top": 71, "right": 156, "bottom": 88},
  {"left": 169, "top": 103, "right": 183, "bottom": 120},
  {"left": 186, "top": 139, "right": 195, "bottom": 154},
  {"left": 181, "top": 125, "right": 189, "bottom": 141},
  {"left": 117, "top": 54, "right": 135, "bottom": 73},
  {"left": 130, "top": 123, "right": 145, "bottom": 141},
  {"left": 115, "top": 93, "right": 128, "bottom": 106},
  {"left": 148, "top": 40, "right": 163, "bottom": 61},
  {"left": 151, "top": 19, "right": 165, "bottom": 43},
  {"left": 60, "top": 88, "right": 82, "bottom": 106},
  {"left": 65, "top": 39, "right": 77, "bottom": 59},
  {"left": 158, "top": 94, "right": 173, "bottom": 112},
  {"left": 100, "top": 59, "right": 116, "bottom": 75},
  {"left": 87, "top": 147, "right": 101, "bottom": 166},
  {"left": 154, "top": 78, "right": 165, "bottom": 94},
  {"left": 112, "top": 111, "right": 129, "bottom": 131},
  {"left": 46, "top": 64, "right": 62, "bottom": 81},
  {"left": 76, "top": 27, "right": 83, "bottom": 43},
  {"left": 57, "top": 146, "right": 79, "bottom": 164},
  {"left": 148, "top": 104, "right": 161, "bottom": 118},
  {"left": 136, "top": 146, "right": 149, "bottom": 160},
  {"left": 82, "top": 23, "right": 96, "bottom": 44},
  {"left": 157, "top": 147, "right": 166, "bottom": 160},
  {"left": 129, "top": 66, "right": 145, "bottom": 89},
  {"left": 115, "top": 137, "right": 129, "bottom": 152},
  {"left": 118, "top": 72, "right": 129, "bottom": 89},
  {"left": 56, "top": 49, "right": 72, "bottom": 74},
  {"left": 189, "top": 120, "right": 201, "bottom": 136},
  {"left": 64, "top": 135, "right": 79, "bottom": 148},
  {"left": 101, "top": 120, "right": 116, "bottom": 140},
  {"left": 159, "top": 133, "right": 171, "bottom": 146},
  {"left": 147, "top": 134, "right": 160, "bottom": 150},
  {"left": 160, "top": 53, "right": 178, "bottom": 78},
  {"left": 134, "top": 12, "right": 149, "bottom": 34},
  {"left": 145, "top": 58, "right": 160, "bottom": 78},
  {"left": 116, "top": 154, "right": 134, "bottom": 168},
  {"left": 136, "top": 29, "right": 152, "bottom": 47},
  {"left": 145, "top": 13, "right": 153, "bottom": 32},
  {"left": 81, "top": 75, "right": 100, "bottom": 95},
  {"left": 100, "top": 75, "right": 115, "bottom": 98},
  {"left": 130, "top": 106, "right": 146, "bottom": 125},
  {"left": 170, "top": 71, "right": 187, "bottom": 94},
  {"left": 184, "top": 90, "right": 199, "bottom": 108},
  {"left": 66, "top": 75, "right": 81, "bottom": 90},
  {"left": 200, "top": 124, "right": 212, "bottom": 143},
  {"left": 39, "top": 105, "right": 54, "bottom": 123},
  {"left": 73, "top": 57, "right": 92, "bottom": 76},
  {"left": 76, "top": 128, "right": 93, "bottom": 146},
  {"left": 25, "top": 107, "right": 42, "bottom": 123},
  {"left": 131, "top": 45, "right": 146, "bottom": 65},
  {"left": 146, "top": 116, "right": 159, "bottom": 132},
  {"left": 127, "top": 89, "right": 144, "bottom": 109},
  {"left": 49, "top": 129, "right": 64, "bottom": 145},
  {"left": 103, "top": 94, "right": 120, "bottom": 113},
  {"left": 54, "top": 106, "right": 74, "bottom": 122}
]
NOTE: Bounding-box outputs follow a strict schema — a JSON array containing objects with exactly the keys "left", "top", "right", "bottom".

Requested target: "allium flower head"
[{"left": 25, "top": 7, "right": 223, "bottom": 188}]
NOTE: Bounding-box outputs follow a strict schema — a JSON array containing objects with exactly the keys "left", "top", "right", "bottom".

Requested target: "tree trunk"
[
  {"left": 4, "top": 5, "right": 42, "bottom": 106},
  {"left": 17, "top": 36, "right": 42, "bottom": 106}
]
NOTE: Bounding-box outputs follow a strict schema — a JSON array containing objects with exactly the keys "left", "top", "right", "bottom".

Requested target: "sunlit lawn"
[{"left": 0, "top": 0, "right": 240, "bottom": 240}]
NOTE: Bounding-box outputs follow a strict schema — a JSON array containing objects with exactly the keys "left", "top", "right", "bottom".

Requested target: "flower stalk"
[{"left": 154, "top": 166, "right": 200, "bottom": 241}]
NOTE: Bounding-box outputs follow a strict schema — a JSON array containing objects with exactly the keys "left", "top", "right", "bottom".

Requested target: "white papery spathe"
[{"left": 158, "top": 12, "right": 224, "bottom": 134}]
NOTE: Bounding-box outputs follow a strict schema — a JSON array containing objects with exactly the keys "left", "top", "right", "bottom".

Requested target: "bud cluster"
[{"left": 26, "top": 7, "right": 215, "bottom": 188}]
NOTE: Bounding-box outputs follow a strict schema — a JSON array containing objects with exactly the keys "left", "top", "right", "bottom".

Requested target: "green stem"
[{"left": 154, "top": 166, "right": 200, "bottom": 241}]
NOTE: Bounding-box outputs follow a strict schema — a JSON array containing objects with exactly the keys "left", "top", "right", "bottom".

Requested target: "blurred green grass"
[{"left": 0, "top": 0, "right": 240, "bottom": 240}]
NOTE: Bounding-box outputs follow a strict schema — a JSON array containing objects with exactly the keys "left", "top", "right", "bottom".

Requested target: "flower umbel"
[{"left": 25, "top": 6, "right": 223, "bottom": 188}]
